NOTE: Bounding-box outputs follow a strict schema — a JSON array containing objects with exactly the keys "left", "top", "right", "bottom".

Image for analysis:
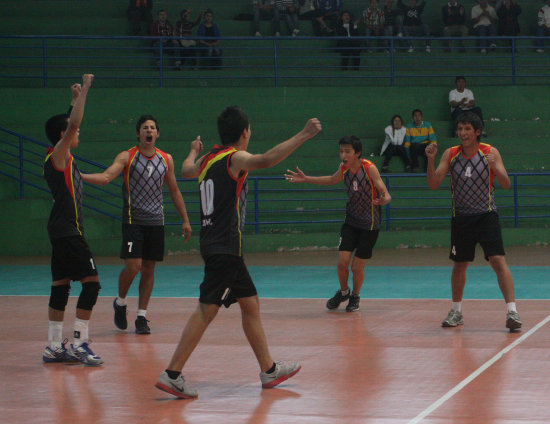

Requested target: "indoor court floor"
[{"left": 1, "top": 247, "right": 549, "bottom": 424}]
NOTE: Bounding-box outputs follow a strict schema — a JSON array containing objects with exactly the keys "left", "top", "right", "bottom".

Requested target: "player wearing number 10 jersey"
[
  {"left": 81, "top": 115, "right": 192, "bottom": 334},
  {"left": 154, "top": 106, "right": 321, "bottom": 399}
]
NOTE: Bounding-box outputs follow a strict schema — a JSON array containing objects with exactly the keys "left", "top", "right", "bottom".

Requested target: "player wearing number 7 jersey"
[
  {"left": 81, "top": 115, "right": 192, "bottom": 335},
  {"left": 43, "top": 74, "right": 103, "bottom": 365},
  {"left": 154, "top": 106, "right": 321, "bottom": 399},
  {"left": 426, "top": 111, "right": 521, "bottom": 332}
]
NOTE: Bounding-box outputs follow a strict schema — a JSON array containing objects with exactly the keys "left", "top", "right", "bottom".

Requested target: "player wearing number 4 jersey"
[
  {"left": 426, "top": 111, "right": 522, "bottom": 332},
  {"left": 81, "top": 115, "right": 192, "bottom": 334},
  {"left": 154, "top": 106, "right": 321, "bottom": 399},
  {"left": 43, "top": 74, "right": 103, "bottom": 365},
  {"left": 285, "top": 135, "right": 391, "bottom": 313}
]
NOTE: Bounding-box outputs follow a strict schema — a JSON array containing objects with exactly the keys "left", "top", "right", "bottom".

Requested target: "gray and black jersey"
[
  {"left": 448, "top": 143, "right": 496, "bottom": 217},
  {"left": 122, "top": 146, "right": 168, "bottom": 225},
  {"left": 341, "top": 159, "right": 381, "bottom": 230}
]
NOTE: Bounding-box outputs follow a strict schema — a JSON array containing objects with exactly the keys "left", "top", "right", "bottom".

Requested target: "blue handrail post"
[
  {"left": 385, "top": 175, "right": 391, "bottom": 231},
  {"left": 273, "top": 38, "right": 279, "bottom": 87},
  {"left": 19, "top": 135, "right": 24, "bottom": 198},
  {"left": 513, "top": 174, "right": 519, "bottom": 228},
  {"left": 42, "top": 37, "right": 48, "bottom": 88},
  {"left": 254, "top": 178, "right": 260, "bottom": 234},
  {"left": 159, "top": 38, "right": 164, "bottom": 88},
  {"left": 390, "top": 38, "right": 395, "bottom": 87},
  {"left": 511, "top": 37, "right": 516, "bottom": 86}
]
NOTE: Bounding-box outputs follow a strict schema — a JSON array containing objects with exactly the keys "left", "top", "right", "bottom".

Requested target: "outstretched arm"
[
  {"left": 181, "top": 136, "right": 205, "bottom": 178},
  {"left": 80, "top": 151, "right": 128, "bottom": 185},
  {"left": 426, "top": 143, "right": 450, "bottom": 190},
  {"left": 230, "top": 118, "right": 322, "bottom": 173},
  {"left": 486, "top": 147, "right": 511, "bottom": 189},
  {"left": 51, "top": 74, "right": 94, "bottom": 169},
  {"left": 284, "top": 166, "right": 342, "bottom": 185},
  {"left": 165, "top": 154, "right": 192, "bottom": 241}
]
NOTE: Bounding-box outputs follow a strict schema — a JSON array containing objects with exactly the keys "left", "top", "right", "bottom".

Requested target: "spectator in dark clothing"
[
  {"left": 397, "top": 0, "right": 431, "bottom": 53},
  {"left": 150, "top": 10, "right": 179, "bottom": 67},
  {"left": 336, "top": 10, "right": 361, "bottom": 70},
  {"left": 197, "top": 9, "right": 222, "bottom": 69},
  {"left": 442, "top": 1, "right": 468, "bottom": 52},
  {"left": 383, "top": 0, "right": 398, "bottom": 45},
  {"left": 127, "top": 0, "right": 153, "bottom": 35},
  {"left": 313, "top": 0, "right": 343, "bottom": 35},
  {"left": 497, "top": 0, "right": 521, "bottom": 36},
  {"left": 175, "top": 9, "right": 202, "bottom": 70}
]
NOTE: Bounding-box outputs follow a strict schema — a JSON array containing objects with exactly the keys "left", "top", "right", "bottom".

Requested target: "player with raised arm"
[
  {"left": 425, "top": 111, "right": 521, "bottom": 332},
  {"left": 155, "top": 106, "right": 321, "bottom": 399},
  {"left": 43, "top": 74, "right": 103, "bottom": 365},
  {"left": 285, "top": 135, "right": 391, "bottom": 312}
]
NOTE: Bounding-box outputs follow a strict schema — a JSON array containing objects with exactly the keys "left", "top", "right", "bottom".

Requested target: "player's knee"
[
  {"left": 76, "top": 281, "right": 101, "bottom": 311},
  {"left": 49, "top": 284, "right": 71, "bottom": 311}
]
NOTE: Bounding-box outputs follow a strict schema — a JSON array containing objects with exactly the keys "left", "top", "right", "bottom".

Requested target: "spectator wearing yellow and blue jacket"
[{"left": 404, "top": 108, "right": 437, "bottom": 172}]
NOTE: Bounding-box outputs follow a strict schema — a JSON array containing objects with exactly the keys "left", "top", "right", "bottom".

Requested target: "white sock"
[
  {"left": 452, "top": 302, "right": 462, "bottom": 312},
  {"left": 116, "top": 296, "right": 127, "bottom": 307},
  {"left": 48, "top": 321, "right": 63, "bottom": 349},
  {"left": 341, "top": 289, "right": 350, "bottom": 296},
  {"left": 137, "top": 309, "right": 147, "bottom": 318},
  {"left": 506, "top": 302, "right": 517, "bottom": 313},
  {"left": 73, "top": 318, "right": 89, "bottom": 347}
]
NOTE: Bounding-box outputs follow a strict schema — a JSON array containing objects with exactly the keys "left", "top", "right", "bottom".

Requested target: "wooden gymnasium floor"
[{"left": 0, "top": 246, "right": 549, "bottom": 424}]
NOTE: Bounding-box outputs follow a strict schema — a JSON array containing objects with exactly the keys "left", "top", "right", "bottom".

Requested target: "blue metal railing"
[
  {"left": 2, "top": 125, "right": 550, "bottom": 233},
  {"left": 1, "top": 35, "right": 549, "bottom": 87}
]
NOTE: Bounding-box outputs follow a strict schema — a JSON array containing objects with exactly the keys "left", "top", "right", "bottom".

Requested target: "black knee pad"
[
  {"left": 49, "top": 284, "right": 71, "bottom": 311},
  {"left": 76, "top": 281, "right": 101, "bottom": 311}
]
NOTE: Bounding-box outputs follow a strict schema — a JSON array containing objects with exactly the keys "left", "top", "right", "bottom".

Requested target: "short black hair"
[
  {"left": 412, "top": 109, "right": 422, "bottom": 117},
  {"left": 136, "top": 115, "right": 160, "bottom": 133},
  {"left": 455, "top": 75, "right": 466, "bottom": 83},
  {"left": 217, "top": 106, "right": 249, "bottom": 146},
  {"left": 391, "top": 114, "right": 403, "bottom": 126},
  {"left": 456, "top": 111, "right": 483, "bottom": 140},
  {"left": 45, "top": 113, "right": 69, "bottom": 146},
  {"left": 338, "top": 135, "right": 362, "bottom": 157}
]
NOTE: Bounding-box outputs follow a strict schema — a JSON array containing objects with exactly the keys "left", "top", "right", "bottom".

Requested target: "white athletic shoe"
[
  {"left": 260, "top": 361, "right": 301, "bottom": 388},
  {"left": 155, "top": 371, "right": 198, "bottom": 399}
]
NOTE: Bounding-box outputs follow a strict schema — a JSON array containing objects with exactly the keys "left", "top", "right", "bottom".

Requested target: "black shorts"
[
  {"left": 50, "top": 235, "right": 98, "bottom": 282},
  {"left": 339, "top": 223, "right": 379, "bottom": 259},
  {"left": 199, "top": 254, "right": 258, "bottom": 308},
  {"left": 450, "top": 211, "right": 505, "bottom": 262},
  {"left": 120, "top": 223, "right": 164, "bottom": 261}
]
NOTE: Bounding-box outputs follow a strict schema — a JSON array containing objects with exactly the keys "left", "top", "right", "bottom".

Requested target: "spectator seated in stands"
[
  {"left": 497, "top": 0, "right": 521, "bottom": 50},
  {"left": 253, "top": 0, "right": 275, "bottom": 36},
  {"left": 299, "top": 0, "right": 317, "bottom": 23},
  {"left": 336, "top": 10, "right": 361, "bottom": 70},
  {"left": 381, "top": 114, "right": 409, "bottom": 173},
  {"left": 382, "top": 0, "right": 398, "bottom": 51},
  {"left": 396, "top": 0, "right": 431, "bottom": 53},
  {"left": 175, "top": 9, "right": 202, "bottom": 70},
  {"left": 404, "top": 109, "right": 437, "bottom": 173},
  {"left": 274, "top": 0, "right": 301, "bottom": 36},
  {"left": 150, "top": 10, "right": 179, "bottom": 68},
  {"left": 197, "top": 9, "right": 222, "bottom": 70},
  {"left": 442, "top": 1, "right": 468, "bottom": 52},
  {"left": 127, "top": 0, "right": 153, "bottom": 35},
  {"left": 537, "top": 0, "right": 550, "bottom": 53},
  {"left": 471, "top": 0, "right": 498, "bottom": 53},
  {"left": 312, "top": 0, "right": 343, "bottom": 36},
  {"left": 362, "top": 0, "right": 385, "bottom": 52},
  {"left": 449, "top": 76, "right": 486, "bottom": 137}
]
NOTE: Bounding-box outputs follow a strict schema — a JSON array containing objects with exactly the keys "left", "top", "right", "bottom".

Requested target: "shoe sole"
[
  {"left": 346, "top": 307, "right": 360, "bottom": 312},
  {"left": 442, "top": 321, "right": 463, "bottom": 327},
  {"left": 155, "top": 382, "right": 198, "bottom": 399},
  {"left": 506, "top": 319, "right": 522, "bottom": 332},
  {"left": 135, "top": 328, "right": 151, "bottom": 334},
  {"left": 262, "top": 365, "right": 301, "bottom": 389}
]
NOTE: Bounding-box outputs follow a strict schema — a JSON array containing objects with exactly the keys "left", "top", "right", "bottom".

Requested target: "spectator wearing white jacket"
[
  {"left": 381, "top": 115, "right": 409, "bottom": 173},
  {"left": 536, "top": 0, "right": 550, "bottom": 52}
]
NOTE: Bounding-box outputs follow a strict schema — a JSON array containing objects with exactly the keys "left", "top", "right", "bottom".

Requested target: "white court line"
[{"left": 408, "top": 315, "right": 550, "bottom": 424}]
